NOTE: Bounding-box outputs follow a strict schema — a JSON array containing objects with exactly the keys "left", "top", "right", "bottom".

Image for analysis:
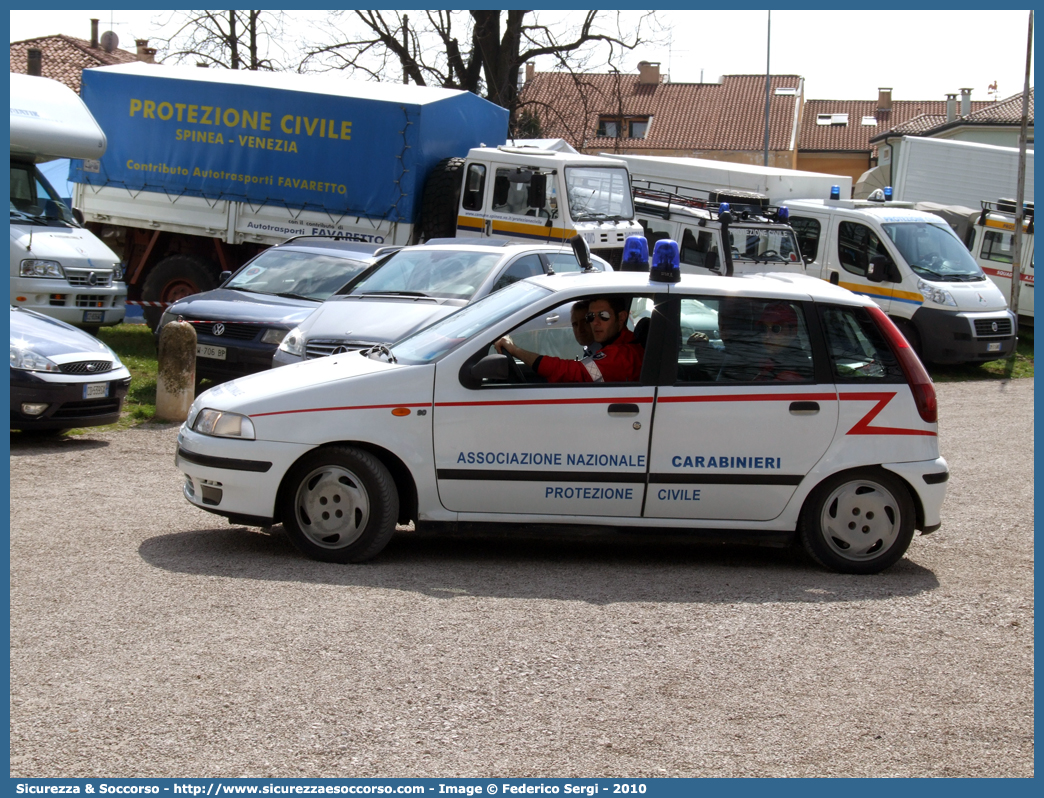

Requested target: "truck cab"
[
  {"left": 631, "top": 180, "right": 804, "bottom": 277},
  {"left": 450, "top": 146, "right": 643, "bottom": 266},
  {"left": 964, "top": 200, "right": 1033, "bottom": 321},
  {"left": 10, "top": 73, "right": 125, "bottom": 329},
  {"left": 786, "top": 198, "right": 1016, "bottom": 364}
]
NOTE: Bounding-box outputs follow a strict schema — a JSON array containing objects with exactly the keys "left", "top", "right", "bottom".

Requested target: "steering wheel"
[
  {"left": 760, "top": 249, "right": 781, "bottom": 261},
  {"left": 504, "top": 352, "right": 526, "bottom": 383},
  {"left": 922, "top": 253, "right": 944, "bottom": 269}
]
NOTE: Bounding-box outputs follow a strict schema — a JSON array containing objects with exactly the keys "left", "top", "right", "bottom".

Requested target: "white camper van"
[
  {"left": 786, "top": 199, "right": 1016, "bottom": 364},
  {"left": 10, "top": 73, "right": 125, "bottom": 329}
]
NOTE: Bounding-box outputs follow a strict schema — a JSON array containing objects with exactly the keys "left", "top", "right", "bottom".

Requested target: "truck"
[
  {"left": 608, "top": 153, "right": 852, "bottom": 204},
  {"left": 919, "top": 199, "right": 1034, "bottom": 321},
  {"left": 856, "top": 136, "right": 1034, "bottom": 209},
  {"left": 71, "top": 63, "right": 641, "bottom": 328},
  {"left": 10, "top": 72, "right": 126, "bottom": 330}
]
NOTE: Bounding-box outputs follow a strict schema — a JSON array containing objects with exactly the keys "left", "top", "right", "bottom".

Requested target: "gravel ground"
[{"left": 9, "top": 379, "right": 1033, "bottom": 778}]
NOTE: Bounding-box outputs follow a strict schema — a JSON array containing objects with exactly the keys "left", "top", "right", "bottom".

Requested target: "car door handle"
[
  {"left": 545, "top": 314, "right": 560, "bottom": 325},
  {"left": 608, "top": 403, "right": 640, "bottom": 416},
  {"left": 789, "top": 401, "right": 820, "bottom": 414}
]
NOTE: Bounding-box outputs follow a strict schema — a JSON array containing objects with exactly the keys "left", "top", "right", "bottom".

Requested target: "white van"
[
  {"left": 926, "top": 200, "right": 1034, "bottom": 321},
  {"left": 10, "top": 73, "right": 125, "bottom": 329},
  {"left": 632, "top": 181, "right": 804, "bottom": 277},
  {"left": 785, "top": 199, "right": 1016, "bottom": 364}
]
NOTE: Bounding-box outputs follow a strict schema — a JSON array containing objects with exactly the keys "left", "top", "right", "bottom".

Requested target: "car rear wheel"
[
  {"left": 798, "top": 468, "right": 916, "bottom": 574},
  {"left": 280, "top": 446, "right": 398, "bottom": 563}
]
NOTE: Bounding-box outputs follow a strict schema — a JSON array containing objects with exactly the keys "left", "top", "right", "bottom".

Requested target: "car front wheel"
[
  {"left": 798, "top": 468, "right": 916, "bottom": 574},
  {"left": 280, "top": 446, "right": 398, "bottom": 563}
]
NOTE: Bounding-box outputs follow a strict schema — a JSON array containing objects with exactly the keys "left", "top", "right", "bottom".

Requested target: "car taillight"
[{"left": 866, "top": 306, "right": 937, "bottom": 424}]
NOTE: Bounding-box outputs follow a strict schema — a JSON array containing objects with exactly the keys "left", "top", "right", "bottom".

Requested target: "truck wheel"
[
  {"left": 141, "top": 255, "right": 218, "bottom": 331},
  {"left": 798, "top": 468, "right": 916, "bottom": 574},
  {"left": 279, "top": 446, "right": 399, "bottom": 564},
  {"left": 419, "top": 157, "right": 465, "bottom": 240}
]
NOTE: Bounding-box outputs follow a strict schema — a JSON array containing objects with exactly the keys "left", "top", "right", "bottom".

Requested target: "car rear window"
[{"left": 818, "top": 304, "right": 905, "bottom": 382}]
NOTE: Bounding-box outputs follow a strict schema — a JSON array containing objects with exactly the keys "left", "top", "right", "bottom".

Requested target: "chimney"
[
  {"left": 136, "top": 39, "right": 157, "bottom": 63},
  {"left": 960, "top": 87, "right": 972, "bottom": 116},
  {"left": 90, "top": 18, "right": 99, "bottom": 48},
  {"left": 525, "top": 62, "right": 535, "bottom": 83},
  {"left": 637, "top": 61, "right": 661, "bottom": 85},
  {"left": 946, "top": 93, "right": 957, "bottom": 122},
  {"left": 877, "top": 87, "right": 893, "bottom": 112},
  {"left": 27, "top": 48, "right": 42, "bottom": 76}
]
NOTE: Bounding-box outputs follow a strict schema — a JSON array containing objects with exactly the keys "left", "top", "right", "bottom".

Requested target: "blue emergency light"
[
  {"left": 650, "top": 239, "right": 681, "bottom": 283},
  {"left": 884, "top": 186, "right": 893, "bottom": 201},
  {"left": 620, "top": 235, "right": 650, "bottom": 272},
  {"left": 777, "top": 206, "right": 789, "bottom": 221},
  {"left": 830, "top": 185, "right": 841, "bottom": 200}
]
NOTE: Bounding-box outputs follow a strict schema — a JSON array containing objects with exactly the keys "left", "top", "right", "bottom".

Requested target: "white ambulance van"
[
  {"left": 786, "top": 199, "right": 1015, "bottom": 364},
  {"left": 10, "top": 73, "right": 126, "bottom": 330}
]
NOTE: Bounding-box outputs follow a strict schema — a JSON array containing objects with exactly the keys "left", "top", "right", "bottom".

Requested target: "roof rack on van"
[
  {"left": 979, "top": 199, "right": 1034, "bottom": 234},
  {"left": 631, "top": 178, "right": 788, "bottom": 224}
]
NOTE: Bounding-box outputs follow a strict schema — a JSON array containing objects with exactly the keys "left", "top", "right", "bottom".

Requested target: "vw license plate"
[
  {"left": 197, "top": 344, "right": 227, "bottom": 360},
  {"left": 987, "top": 342, "right": 1002, "bottom": 352},
  {"left": 83, "top": 382, "right": 108, "bottom": 399},
  {"left": 82, "top": 310, "right": 104, "bottom": 324}
]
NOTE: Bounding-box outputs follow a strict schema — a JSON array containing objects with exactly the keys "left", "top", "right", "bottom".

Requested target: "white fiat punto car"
[{"left": 176, "top": 267, "right": 949, "bottom": 574}]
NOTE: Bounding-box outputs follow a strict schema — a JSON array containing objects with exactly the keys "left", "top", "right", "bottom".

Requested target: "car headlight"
[
  {"left": 917, "top": 280, "right": 957, "bottom": 307},
  {"left": 261, "top": 328, "right": 289, "bottom": 345},
  {"left": 10, "top": 343, "right": 61, "bottom": 372},
  {"left": 192, "top": 408, "right": 256, "bottom": 439},
  {"left": 20, "top": 259, "right": 65, "bottom": 279},
  {"left": 278, "top": 326, "right": 305, "bottom": 356}
]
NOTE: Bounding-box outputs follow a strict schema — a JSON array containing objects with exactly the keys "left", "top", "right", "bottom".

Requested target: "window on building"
[
  {"left": 596, "top": 116, "right": 651, "bottom": 138},
  {"left": 816, "top": 113, "right": 849, "bottom": 126}
]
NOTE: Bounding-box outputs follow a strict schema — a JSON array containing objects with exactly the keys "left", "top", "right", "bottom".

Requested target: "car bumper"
[
  {"left": 883, "top": 456, "right": 949, "bottom": 531},
  {"left": 11, "top": 369, "right": 131, "bottom": 430},
  {"left": 912, "top": 307, "right": 1017, "bottom": 364},
  {"left": 191, "top": 335, "right": 282, "bottom": 381},
  {"left": 175, "top": 427, "right": 313, "bottom": 520}
]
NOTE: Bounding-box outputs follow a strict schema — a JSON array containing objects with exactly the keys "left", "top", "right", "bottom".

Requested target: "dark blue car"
[
  {"left": 10, "top": 306, "right": 132, "bottom": 432},
  {"left": 158, "top": 238, "right": 387, "bottom": 383}
]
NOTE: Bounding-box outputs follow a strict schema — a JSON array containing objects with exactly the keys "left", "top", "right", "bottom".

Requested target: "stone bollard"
[{"left": 155, "top": 318, "right": 197, "bottom": 422}]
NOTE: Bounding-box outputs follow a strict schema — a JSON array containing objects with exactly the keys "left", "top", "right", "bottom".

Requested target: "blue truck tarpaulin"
[{"left": 72, "top": 63, "right": 508, "bottom": 222}]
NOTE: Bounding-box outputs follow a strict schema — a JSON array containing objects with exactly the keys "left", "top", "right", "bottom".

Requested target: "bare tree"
[
  {"left": 302, "top": 11, "right": 660, "bottom": 131},
  {"left": 154, "top": 10, "right": 290, "bottom": 70}
]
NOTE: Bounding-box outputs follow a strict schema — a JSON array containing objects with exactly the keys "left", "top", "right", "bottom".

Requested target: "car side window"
[
  {"left": 790, "top": 216, "right": 821, "bottom": 262},
  {"left": 680, "top": 228, "right": 720, "bottom": 271},
  {"left": 677, "top": 297, "right": 814, "bottom": 383},
  {"left": 462, "top": 164, "right": 486, "bottom": 211},
  {"left": 819, "top": 305, "right": 904, "bottom": 382},
  {"left": 492, "top": 254, "right": 545, "bottom": 293},
  {"left": 542, "top": 251, "right": 584, "bottom": 273},
  {"left": 838, "top": 221, "right": 894, "bottom": 277}
]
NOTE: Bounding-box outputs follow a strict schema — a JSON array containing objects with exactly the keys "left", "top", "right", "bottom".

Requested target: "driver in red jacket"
[{"left": 495, "top": 295, "right": 644, "bottom": 383}]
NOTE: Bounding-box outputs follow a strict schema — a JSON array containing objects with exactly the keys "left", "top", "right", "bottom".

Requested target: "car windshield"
[
  {"left": 729, "top": 225, "right": 803, "bottom": 264},
  {"left": 391, "top": 281, "right": 552, "bottom": 365},
  {"left": 349, "top": 249, "right": 505, "bottom": 301},
  {"left": 226, "top": 250, "right": 370, "bottom": 300},
  {"left": 883, "top": 222, "right": 985, "bottom": 281},
  {"left": 10, "top": 162, "right": 77, "bottom": 227},
  {"left": 564, "top": 166, "right": 634, "bottom": 221}
]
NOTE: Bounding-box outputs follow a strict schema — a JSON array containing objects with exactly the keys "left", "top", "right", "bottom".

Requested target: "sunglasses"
[
  {"left": 760, "top": 323, "right": 790, "bottom": 334},
  {"left": 584, "top": 310, "right": 614, "bottom": 322}
]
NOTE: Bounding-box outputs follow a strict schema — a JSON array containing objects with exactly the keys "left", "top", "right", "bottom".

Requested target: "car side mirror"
[
  {"left": 72, "top": 208, "right": 85, "bottom": 226},
  {"left": 803, "top": 254, "right": 815, "bottom": 265},
  {"left": 570, "top": 234, "right": 593, "bottom": 271},
  {"left": 470, "top": 353, "right": 510, "bottom": 381},
  {"left": 866, "top": 256, "right": 888, "bottom": 283},
  {"left": 528, "top": 174, "right": 547, "bottom": 209},
  {"left": 219, "top": 270, "right": 232, "bottom": 283}
]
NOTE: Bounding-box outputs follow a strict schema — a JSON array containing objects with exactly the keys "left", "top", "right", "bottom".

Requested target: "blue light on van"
[
  {"left": 830, "top": 185, "right": 841, "bottom": 200},
  {"left": 884, "top": 186, "right": 894, "bottom": 201}
]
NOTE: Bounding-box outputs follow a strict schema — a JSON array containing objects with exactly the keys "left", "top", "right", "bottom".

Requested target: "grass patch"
[{"left": 928, "top": 324, "right": 1034, "bottom": 382}]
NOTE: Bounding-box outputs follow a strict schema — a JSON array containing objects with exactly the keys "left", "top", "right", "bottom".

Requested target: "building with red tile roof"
[
  {"left": 517, "top": 62, "right": 806, "bottom": 168},
  {"left": 10, "top": 21, "right": 150, "bottom": 94}
]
